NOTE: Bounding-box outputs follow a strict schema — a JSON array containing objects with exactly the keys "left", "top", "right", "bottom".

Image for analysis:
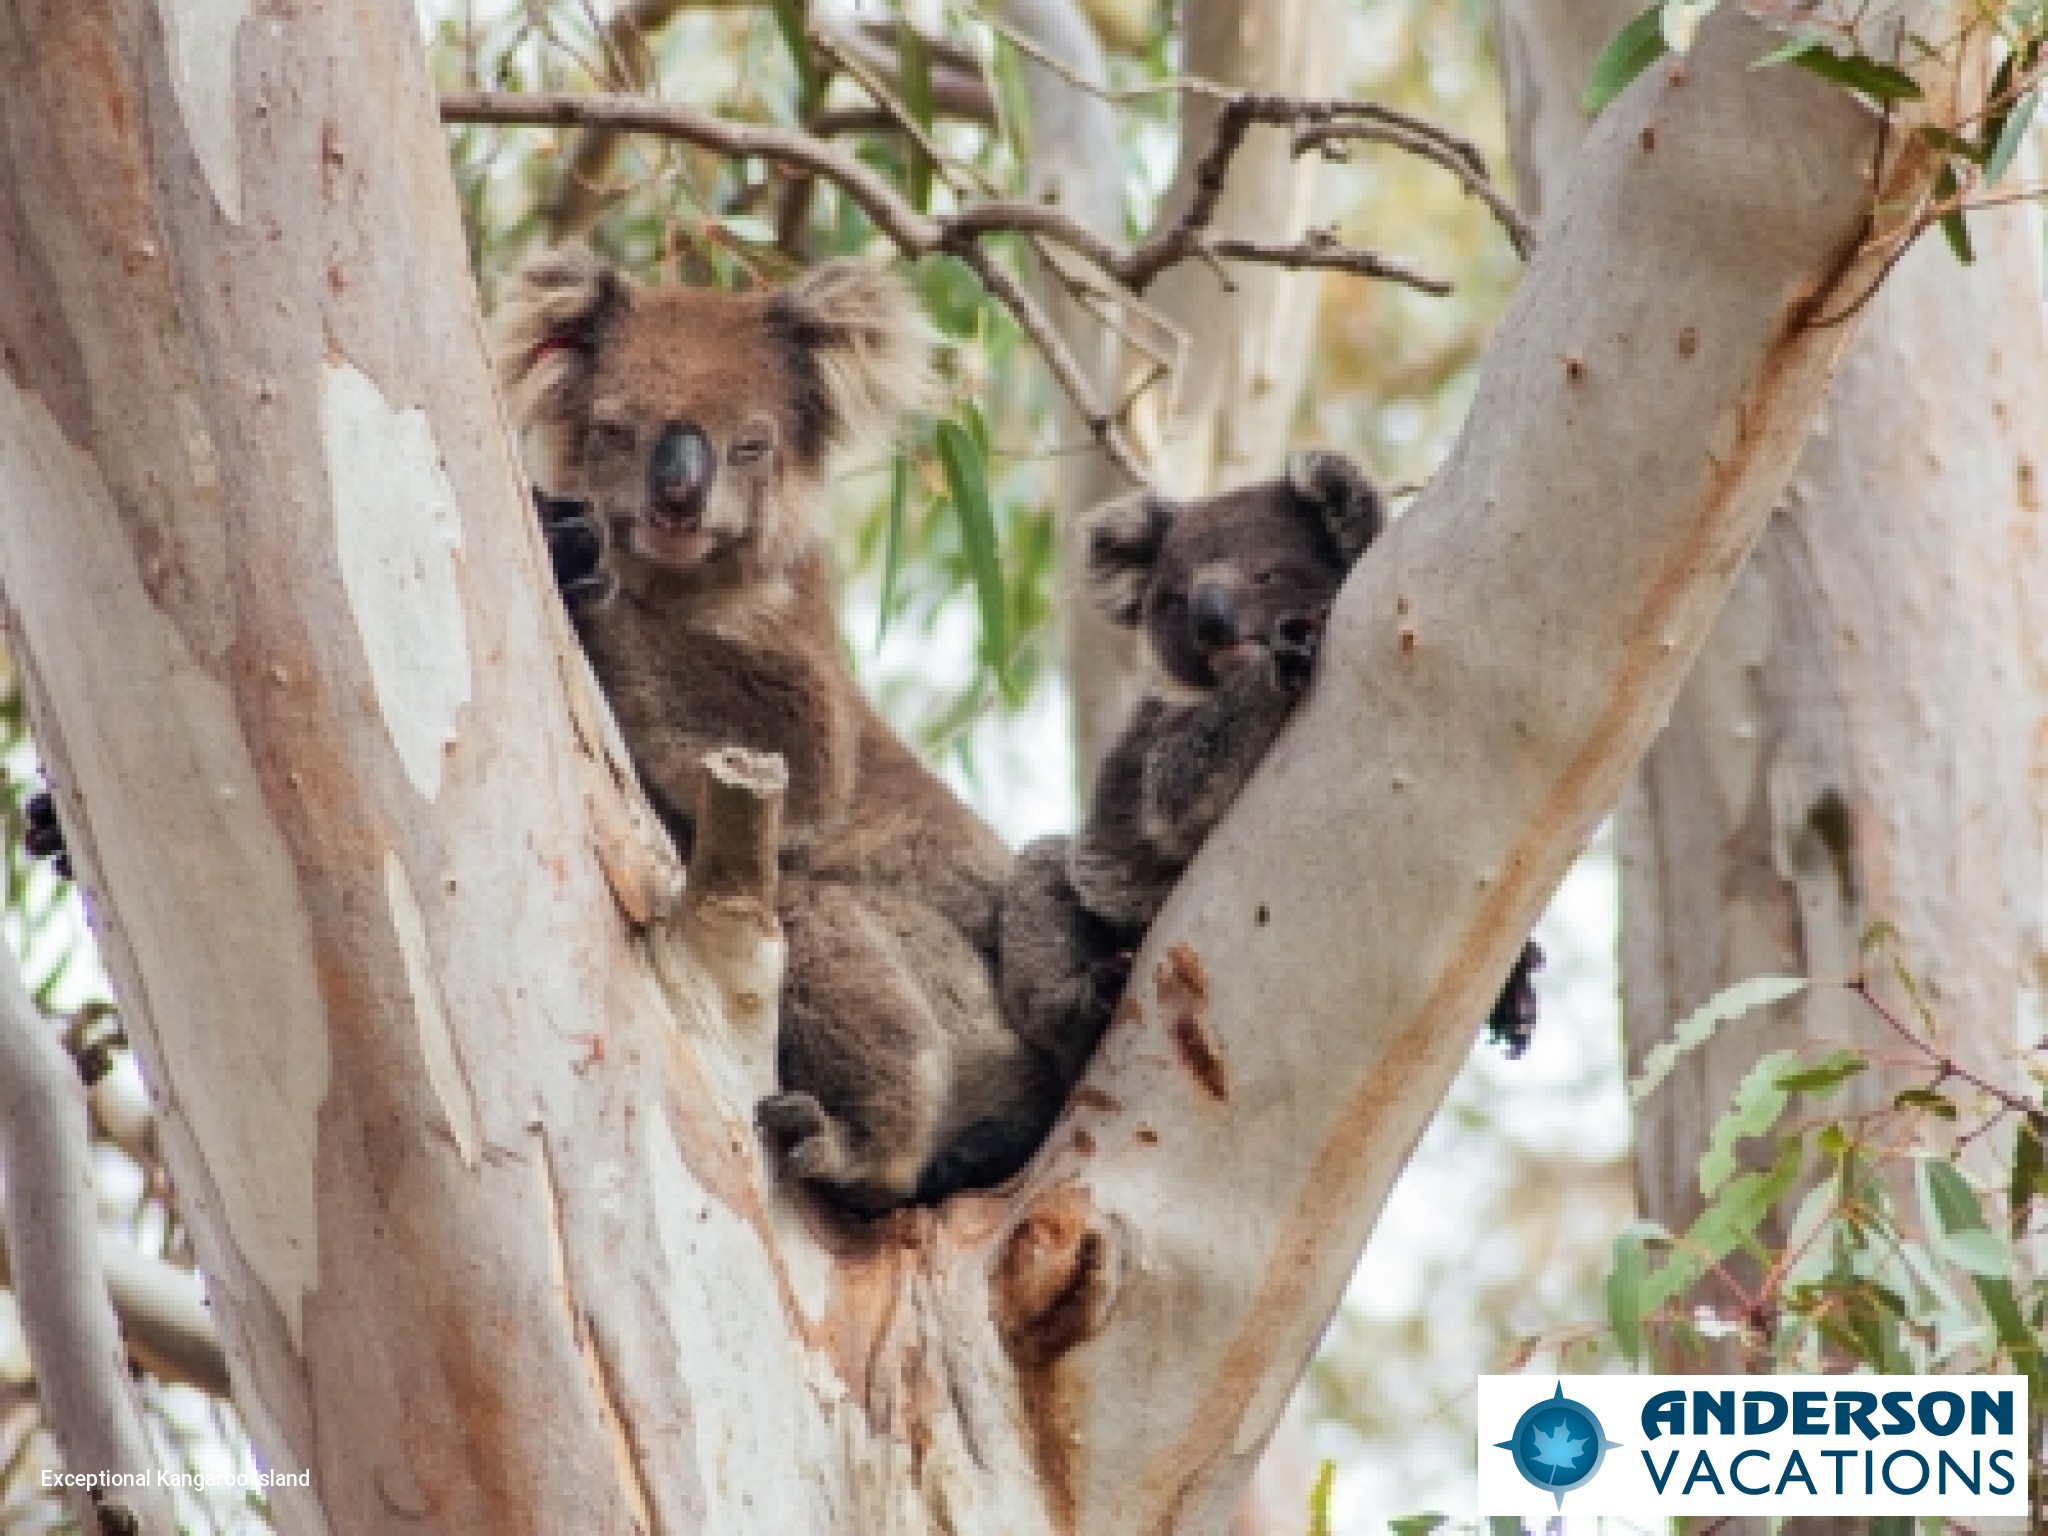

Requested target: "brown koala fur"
[{"left": 495, "top": 251, "right": 1061, "bottom": 1211}]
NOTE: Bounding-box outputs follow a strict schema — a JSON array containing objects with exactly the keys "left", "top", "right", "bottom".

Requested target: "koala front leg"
[
  {"left": 532, "top": 488, "right": 616, "bottom": 611},
  {"left": 1137, "top": 619, "right": 1319, "bottom": 864}
]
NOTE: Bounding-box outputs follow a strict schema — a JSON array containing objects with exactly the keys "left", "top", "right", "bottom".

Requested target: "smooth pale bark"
[
  {"left": 0, "top": 3, "right": 1930, "bottom": 1533},
  {"left": 1502, "top": 0, "right": 2048, "bottom": 1301},
  {"left": 0, "top": 945, "right": 174, "bottom": 1532}
]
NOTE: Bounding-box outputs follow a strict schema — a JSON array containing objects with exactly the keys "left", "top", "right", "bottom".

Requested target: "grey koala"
[{"left": 1000, "top": 451, "right": 1542, "bottom": 1084}]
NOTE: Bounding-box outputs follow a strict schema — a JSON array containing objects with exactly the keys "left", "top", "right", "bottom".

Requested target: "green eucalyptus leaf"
[
  {"left": 1986, "top": 90, "right": 2039, "bottom": 184},
  {"left": 1753, "top": 33, "right": 1824, "bottom": 69},
  {"left": 1702, "top": 1048, "right": 1798, "bottom": 1197},
  {"left": 936, "top": 420, "right": 1010, "bottom": 687},
  {"left": 1791, "top": 49, "right": 1923, "bottom": 100},
  {"left": 875, "top": 453, "right": 908, "bottom": 646},
  {"left": 899, "top": 25, "right": 936, "bottom": 211},
  {"left": 1632, "top": 976, "right": 1806, "bottom": 1105},
  {"left": 2013, "top": 1113, "right": 2045, "bottom": 1238},
  {"left": 1773, "top": 1048, "right": 1868, "bottom": 1095},
  {"left": 1308, "top": 1461, "right": 1335, "bottom": 1536},
  {"left": 1609, "top": 1224, "right": 1650, "bottom": 1362},
  {"left": 1584, "top": 7, "right": 1669, "bottom": 114},
  {"left": 1894, "top": 1086, "right": 1959, "bottom": 1119},
  {"left": 769, "top": 0, "right": 821, "bottom": 116}
]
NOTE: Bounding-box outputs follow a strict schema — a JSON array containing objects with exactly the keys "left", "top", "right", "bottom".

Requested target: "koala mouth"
[
  {"left": 1206, "top": 639, "right": 1265, "bottom": 679},
  {"left": 619, "top": 513, "right": 725, "bottom": 570}
]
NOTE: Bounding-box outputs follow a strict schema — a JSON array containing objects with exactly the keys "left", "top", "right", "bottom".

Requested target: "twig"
[
  {"left": 443, "top": 87, "right": 1474, "bottom": 480},
  {"left": 0, "top": 947, "right": 173, "bottom": 1532},
  {"left": 1293, "top": 119, "right": 1534, "bottom": 258}
]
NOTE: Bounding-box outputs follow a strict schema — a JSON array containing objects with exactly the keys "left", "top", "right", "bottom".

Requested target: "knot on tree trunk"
[{"left": 994, "top": 1186, "right": 1123, "bottom": 1369}]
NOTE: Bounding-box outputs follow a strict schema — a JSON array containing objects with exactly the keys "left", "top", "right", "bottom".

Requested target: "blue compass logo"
[{"left": 1494, "top": 1382, "right": 1622, "bottom": 1509}]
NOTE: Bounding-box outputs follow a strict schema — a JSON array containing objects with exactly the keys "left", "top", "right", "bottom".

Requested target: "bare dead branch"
[
  {"left": 686, "top": 747, "right": 787, "bottom": 917},
  {"left": 1294, "top": 119, "right": 1535, "bottom": 258},
  {"left": 0, "top": 952, "right": 172, "bottom": 1531}
]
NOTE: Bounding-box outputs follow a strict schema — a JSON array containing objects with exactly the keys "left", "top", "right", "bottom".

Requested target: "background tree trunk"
[
  {"left": 0, "top": 1, "right": 1936, "bottom": 1531},
  {"left": 1034, "top": 0, "right": 1347, "bottom": 788},
  {"left": 1500, "top": 0, "right": 2048, "bottom": 1360}
]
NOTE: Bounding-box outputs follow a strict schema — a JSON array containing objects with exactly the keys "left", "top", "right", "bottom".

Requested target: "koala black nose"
[
  {"left": 1190, "top": 583, "right": 1238, "bottom": 649},
  {"left": 649, "top": 421, "right": 714, "bottom": 527}
]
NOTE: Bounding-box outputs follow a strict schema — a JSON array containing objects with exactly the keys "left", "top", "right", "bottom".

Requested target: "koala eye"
[
  {"left": 590, "top": 421, "right": 636, "bottom": 454},
  {"left": 730, "top": 428, "right": 776, "bottom": 467},
  {"left": 1252, "top": 568, "right": 1277, "bottom": 587}
]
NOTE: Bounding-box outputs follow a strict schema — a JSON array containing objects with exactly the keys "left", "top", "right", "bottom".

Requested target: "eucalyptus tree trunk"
[
  {"left": 1501, "top": 0, "right": 2048, "bottom": 1333},
  {"left": 0, "top": 1, "right": 1941, "bottom": 1532}
]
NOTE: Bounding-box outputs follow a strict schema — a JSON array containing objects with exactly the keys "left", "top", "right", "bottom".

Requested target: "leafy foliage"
[
  {"left": 1600, "top": 943, "right": 2048, "bottom": 1510},
  {"left": 1588, "top": 0, "right": 2048, "bottom": 282}
]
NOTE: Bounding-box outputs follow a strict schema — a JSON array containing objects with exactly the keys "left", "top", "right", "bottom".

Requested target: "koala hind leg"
[
  {"left": 764, "top": 880, "right": 950, "bottom": 1214},
  {"left": 999, "top": 836, "right": 1133, "bottom": 1087}
]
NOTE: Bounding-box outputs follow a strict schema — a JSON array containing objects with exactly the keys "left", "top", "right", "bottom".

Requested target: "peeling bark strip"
[{"left": 326, "top": 360, "right": 474, "bottom": 804}]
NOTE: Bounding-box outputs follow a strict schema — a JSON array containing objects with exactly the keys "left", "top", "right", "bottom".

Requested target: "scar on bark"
[
  {"left": 994, "top": 1187, "right": 1125, "bottom": 1532},
  {"left": 1157, "top": 942, "right": 1227, "bottom": 1101}
]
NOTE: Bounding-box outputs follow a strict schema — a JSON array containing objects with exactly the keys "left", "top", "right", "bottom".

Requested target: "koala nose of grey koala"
[
  {"left": 649, "top": 421, "right": 715, "bottom": 528},
  {"left": 1190, "top": 583, "right": 1238, "bottom": 649}
]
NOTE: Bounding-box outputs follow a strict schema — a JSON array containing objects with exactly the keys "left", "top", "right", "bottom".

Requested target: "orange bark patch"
[{"left": 1156, "top": 943, "right": 1226, "bottom": 1101}]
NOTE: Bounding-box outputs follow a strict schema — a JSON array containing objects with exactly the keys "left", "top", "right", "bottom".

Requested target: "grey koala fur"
[
  {"left": 1001, "top": 451, "right": 1541, "bottom": 1070},
  {"left": 496, "top": 250, "right": 1068, "bottom": 1212}
]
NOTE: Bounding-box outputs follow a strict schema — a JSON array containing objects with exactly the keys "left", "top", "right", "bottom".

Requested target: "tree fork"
[{"left": 0, "top": 2, "right": 1949, "bottom": 1533}]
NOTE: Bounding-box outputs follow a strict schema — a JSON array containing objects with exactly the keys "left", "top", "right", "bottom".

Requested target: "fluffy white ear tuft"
[
  {"left": 1082, "top": 492, "right": 1176, "bottom": 627},
  {"left": 776, "top": 261, "right": 937, "bottom": 457},
  {"left": 490, "top": 246, "right": 632, "bottom": 431},
  {"left": 1286, "top": 449, "right": 1385, "bottom": 563}
]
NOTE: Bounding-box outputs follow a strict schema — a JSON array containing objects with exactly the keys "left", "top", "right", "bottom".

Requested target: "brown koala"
[
  {"left": 1001, "top": 452, "right": 1541, "bottom": 1072},
  {"left": 495, "top": 251, "right": 1063, "bottom": 1211}
]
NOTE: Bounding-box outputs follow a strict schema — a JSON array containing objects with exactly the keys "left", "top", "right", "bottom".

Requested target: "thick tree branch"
[
  {"left": 983, "top": 13, "right": 1932, "bottom": 1526},
  {"left": 0, "top": 950, "right": 172, "bottom": 1533}
]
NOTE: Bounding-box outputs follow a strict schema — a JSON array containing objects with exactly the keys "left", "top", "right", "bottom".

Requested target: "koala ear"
[
  {"left": 775, "top": 261, "right": 936, "bottom": 458},
  {"left": 491, "top": 246, "right": 631, "bottom": 429},
  {"left": 1286, "top": 449, "right": 1385, "bottom": 564},
  {"left": 1083, "top": 492, "right": 1175, "bottom": 627}
]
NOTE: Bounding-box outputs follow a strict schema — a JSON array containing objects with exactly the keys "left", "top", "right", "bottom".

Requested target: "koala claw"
[
  {"left": 756, "top": 1090, "right": 829, "bottom": 1140},
  {"left": 532, "top": 488, "right": 615, "bottom": 611},
  {"left": 24, "top": 789, "right": 72, "bottom": 882},
  {"left": 1486, "top": 939, "right": 1545, "bottom": 1060},
  {"left": 1270, "top": 614, "right": 1322, "bottom": 694},
  {"left": 757, "top": 1092, "right": 856, "bottom": 1185}
]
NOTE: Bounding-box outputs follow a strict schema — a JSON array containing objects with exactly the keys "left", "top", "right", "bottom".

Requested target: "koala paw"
[
  {"left": 1086, "top": 950, "right": 1135, "bottom": 1020},
  {"left": 1270, "top": 614, "right": 1323, "bottom": 695},
  {"left": 1486, "top": 939, "right": 1544, "bottom": 1060},
  {"left": 756, "top": 1091, "right": 853, "bottom": 1185},
  {"left": 24, "top": 787, "right": 72, "bottom": 882},
  {"left": 533, "top": 487, "right": 615, "bottom": 611}
]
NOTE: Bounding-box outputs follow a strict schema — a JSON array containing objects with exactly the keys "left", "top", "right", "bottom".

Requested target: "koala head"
[
  {"left": 494, "top": 250, "right": 933, "bottom": 590},
  {"left": 1085, "top": 451, "right": 1384, "bottom": 692}
]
